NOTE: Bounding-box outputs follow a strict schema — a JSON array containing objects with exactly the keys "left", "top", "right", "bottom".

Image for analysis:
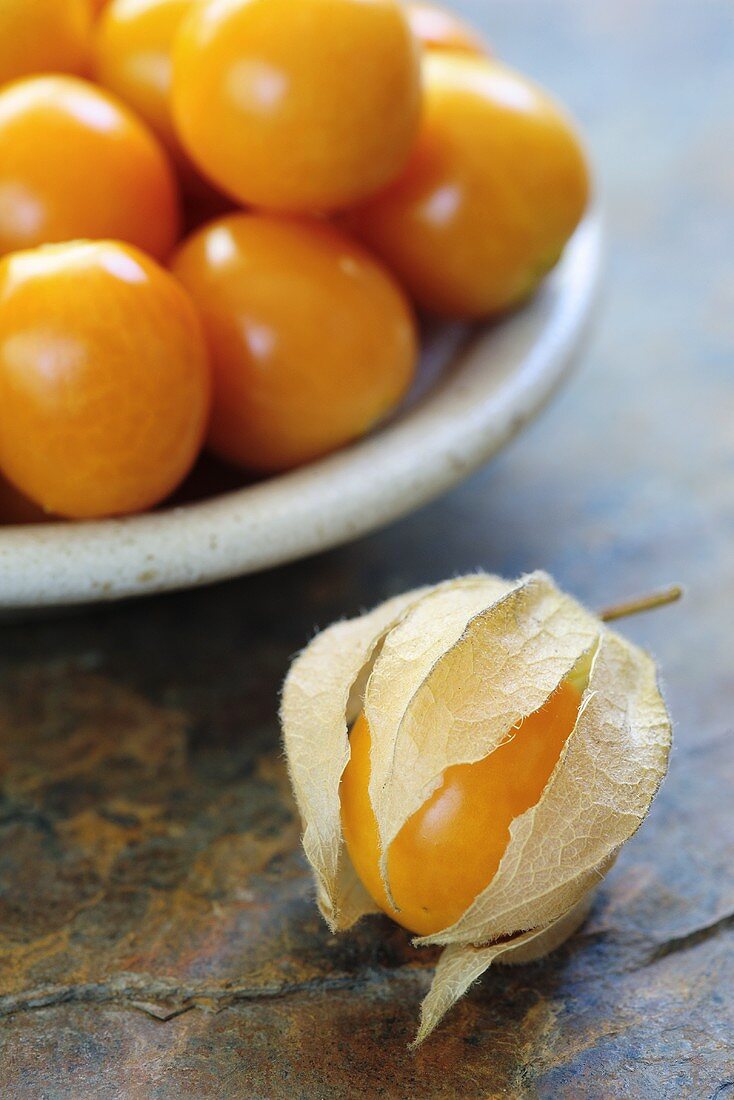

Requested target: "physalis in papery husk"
[{"left": 281, "top": 573, "right": 671, "bottom": 1045}]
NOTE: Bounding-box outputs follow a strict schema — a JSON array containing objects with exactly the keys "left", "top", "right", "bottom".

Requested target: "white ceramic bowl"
[{"left": 0, "top": 211, "right": 602, "bottom": 612}]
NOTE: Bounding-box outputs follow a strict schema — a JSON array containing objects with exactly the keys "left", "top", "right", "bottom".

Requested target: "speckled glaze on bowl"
[{"left": 0, "top": 210, "right": 602, "bottom": 613}]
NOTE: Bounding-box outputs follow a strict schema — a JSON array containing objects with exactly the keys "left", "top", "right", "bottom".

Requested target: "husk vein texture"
[{"left": 281, "top": 572, "right": 671, "bottom": 1042}]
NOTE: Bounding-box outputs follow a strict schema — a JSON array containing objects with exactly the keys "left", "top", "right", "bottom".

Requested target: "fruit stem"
[{"left": 599, "top": 585, "right": 683, "bottom": 623}]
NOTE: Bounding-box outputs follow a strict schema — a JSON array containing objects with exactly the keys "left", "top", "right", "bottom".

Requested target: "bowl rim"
[{"left": 0, "top": 210, "right": 603, "bottom": 611}]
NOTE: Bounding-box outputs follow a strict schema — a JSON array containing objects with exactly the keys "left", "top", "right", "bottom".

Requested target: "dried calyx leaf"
[
  {"left": 281, "top": 586, "right": 428, "bottom": 930},
  {"left": 366, "top": 574, "right": 601, "bottom": 903},
  {"left": 281, "top": 572, "right": 672, "bottom": 1045},
  {"left": 413, "top": 891, "right": 595, "bottom": 1048}
]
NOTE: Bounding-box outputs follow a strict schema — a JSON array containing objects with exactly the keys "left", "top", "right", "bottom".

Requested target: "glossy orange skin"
[
  {"left": 172, "top": 0, "right": 422, "bottom": 212},
  {"left": 0, "top": 0, "right": 92, "bottom": 87},
  {"left": 94, "top": 0, "right": 218, "bottom": 199},
  {"left": 348, "top": 55, "right": 590, "bottom": 319},
  {"left": 0, "top": 75, "right": 180, "bottom": 261},
  {"left": 341, "top": 679, "right": 581, "bottom": 936},
  {"left": 90, "top": 0, "right": 113, "bottom": 15},
  {"left": 407, "top": 2, "right": 487, "bottom": 56},
  {"left": 0, "top": 241, "right": 211, "bottom": 519},
  {"left": 95, "top": 0, "right": 195, "bottom": 154},
  {"left": 94, "top": 0, "right": 220, "bottom": 201},
  {"left": 172, "top": 213, "right": 417, "bottom": 472}
]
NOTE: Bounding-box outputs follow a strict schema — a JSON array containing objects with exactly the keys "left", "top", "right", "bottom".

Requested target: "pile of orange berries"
[{"left": 0, "top": 0, "right": 589, "bottom": 521}]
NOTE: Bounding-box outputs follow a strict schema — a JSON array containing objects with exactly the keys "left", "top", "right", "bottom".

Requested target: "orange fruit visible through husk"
[{"left": 341, "top": 679, "right": 582, "bottom": 937}]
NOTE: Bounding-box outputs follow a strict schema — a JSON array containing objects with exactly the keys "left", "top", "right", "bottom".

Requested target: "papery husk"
[
  {"left": 281, "top": 572, "right": 671, "bottom": 1044},
  {"left": 281, "top": 586, "right": 427, "bottom": 930},
  {"left": 365, "top": 573, "right": 602, "bottom": 901},
  {"left": 416, "top": 631, "right": 669, "bottom": 948},
  {"left": 282, "top": 573, "right": 514, "bottom": 926},
  {"left": 412, "top": 890, "right": 597, "bottom": 1047}
]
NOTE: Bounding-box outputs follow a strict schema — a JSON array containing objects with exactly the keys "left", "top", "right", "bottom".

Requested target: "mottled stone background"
[{"left": 1, "top": 1, "right": 733, "bottom": 1096}]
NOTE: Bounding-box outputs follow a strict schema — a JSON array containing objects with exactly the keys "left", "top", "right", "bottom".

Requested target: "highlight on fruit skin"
[
  {"left": 281, "top": 572, "right": 671, "bottom": 1044},
  {"left": 0, "top": 239, "right": 211, "bottom": 519},
  {"left": 94, "top": 0, "right": 196, "bottom": 165},
  {"left": 93, "top": 0, "right": 222, "bottom": 201},
  {"left": 172, "top": 212, "right": 418, "bottom": 473},
  {"left": 171, "top": 0, "right": 422, "bottom": 213},
  {"left": 347, "top": 53, "right": 590, "bottom": 319},
  {"left": 406, "top": 2, "right": 488, "bottom": 56},
  {"left": 0, "top": 74, "right": 180, "bottom": 261},
  {"left": 340, "top": 678, "right": 584, "bottom": 938}
]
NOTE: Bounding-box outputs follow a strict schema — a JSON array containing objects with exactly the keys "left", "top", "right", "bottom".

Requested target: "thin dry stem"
[{"left": 599, "top": 585, "right": 683, "bottom": 623}]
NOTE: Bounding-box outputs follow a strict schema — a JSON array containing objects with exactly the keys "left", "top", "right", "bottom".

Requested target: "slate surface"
[{"left": 1, "top": 1, "right": 733, "bottom": 1096}]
